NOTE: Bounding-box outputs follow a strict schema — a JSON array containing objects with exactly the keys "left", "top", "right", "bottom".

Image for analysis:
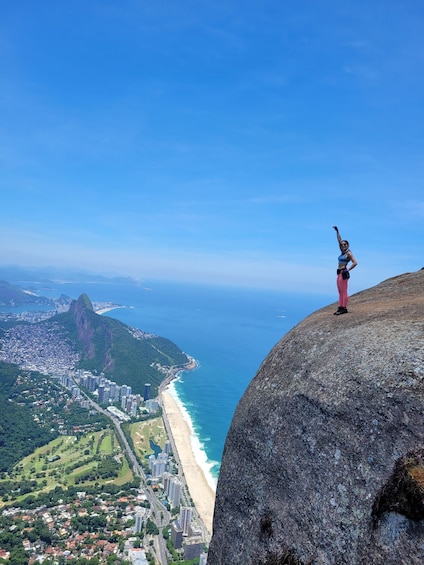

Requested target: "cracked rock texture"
[{"left": 208, "top": 270, "right": 424, "bottom": 564}]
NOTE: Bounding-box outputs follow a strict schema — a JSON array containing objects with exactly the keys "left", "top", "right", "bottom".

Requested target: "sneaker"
[
  {"left": 334, "top": 307, "right": 343, "bottom": 315},
  {"left": 335, "top": 307, "right": 348, "bottom": 315}
]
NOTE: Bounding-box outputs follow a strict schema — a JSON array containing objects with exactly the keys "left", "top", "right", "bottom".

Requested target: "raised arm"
[{"left": 333, "top": 225, "right": 342, "bottom": 245}]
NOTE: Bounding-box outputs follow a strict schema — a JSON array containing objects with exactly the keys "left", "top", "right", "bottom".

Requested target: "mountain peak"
[{"left": 72, "top": 293, "right": 94, "bottom": 312}]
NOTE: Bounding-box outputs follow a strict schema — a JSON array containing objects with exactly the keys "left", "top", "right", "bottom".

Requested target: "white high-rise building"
[
  {"left": 134, "top": 508, "right": 145, "bottom": 533},
  {"left": 152, "top": 459, "right": 167, "bottom": 477},
  {"left": 145, "top": 399, "right": 159, "bottom": 412},
  {"left": 179, "top": 506, "right": 193, "bottom": 536},
  {"left": 162, "top": 472, "right": 172, "bottom": 495},
  {"left": 168, "top": 477, "right": 182, "bottom": 508},
  {"left": 149, "top": 452, "right": 168, "bottom": 477},
  {"left": 148, "top": 455, "right": 156, "bottom": 472},
  {"left": 120, "top": 384, "right": 131, "bottom": 399}
]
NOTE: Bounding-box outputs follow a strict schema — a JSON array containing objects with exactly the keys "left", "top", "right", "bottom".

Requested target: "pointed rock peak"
[
  {"left": 69, "top": 293, "right": 94, "bottom": 313},
  {"left": 77, "top": 293, "right": 94, "bottom": 311}
]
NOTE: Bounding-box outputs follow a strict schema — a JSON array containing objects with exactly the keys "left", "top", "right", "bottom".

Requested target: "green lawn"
[{"left": 0, "top": 428, "right": 134, "bottom": 507}]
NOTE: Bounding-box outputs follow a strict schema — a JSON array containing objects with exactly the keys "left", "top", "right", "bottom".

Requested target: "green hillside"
[
  {"left": 0, "top": 363, "right": 54, "bottom": 472},
  {"left": 48, "top": 294, "right": 189, "bottom": 396}
]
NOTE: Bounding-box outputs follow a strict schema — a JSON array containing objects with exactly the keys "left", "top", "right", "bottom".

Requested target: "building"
[
  {"left": 121, "top": 384, "right": 132, "bottom": 398},
  {"left": 149, "top": 452, "right": 168, "bottom": 478},
  {"left": 152, "top": 458, "right": 167, "bottom": 477},
  {"left": 148, "top": 455, "right": 156, "bottom": 473},
  {"left": 103, "top": 387, "right": 111, "bottom": 404},
  {"left": 170, "top": 522, "right": 183, "bottom": 549},
  {"left": 109, "top": 382, "right": 118, "bottom": 401},
  {"left": 184, "top": 540, "right": 204, "bottom": 560},
  {"left": 144, "top": 383, "right": 151, "bottom": 401},
  {"left": 145, "top": 399, "right": 159, "bottom": 413},
  {"left": 162, "top": 472, "right": 172, "bottom": 495},
  {"left": 97, "top": 384, "right": 106, "bottom": 403},
  {"left": 168, "top": 477, "right": 182, "bottom": 508},
  {"left": 87, "top": 374, "right": 98, "bottom": 392},
  {"left": 179, "top": 507, "right": 193, "bottom": 536},
  {"left": 128, "top": 548, "right": 148, "bottom": 565},
  {"left": 134, "top": 507, "right": 146, "bottom": 533},
  {"left": 199, "top": 552, "right": 208, "bottom": 565},
  {"left": 190, "top": 523, "right": 202, "bottom": 537}
]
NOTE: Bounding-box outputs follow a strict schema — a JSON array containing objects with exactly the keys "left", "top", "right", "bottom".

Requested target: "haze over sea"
[{"left": 27, "top": 278, "right": 333, "bottom": 487}]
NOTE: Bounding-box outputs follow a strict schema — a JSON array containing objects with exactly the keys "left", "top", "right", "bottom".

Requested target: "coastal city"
[{"left": 0, "top": 305, "right": 212, "bottom": 564}]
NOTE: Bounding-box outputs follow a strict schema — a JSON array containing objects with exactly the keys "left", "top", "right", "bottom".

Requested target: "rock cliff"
[
  {"left": 208, "top": 269, "right": 424, "bottom": 565},
  {"left": 69, "top": 293, "right": 115, "bottom": 371}
]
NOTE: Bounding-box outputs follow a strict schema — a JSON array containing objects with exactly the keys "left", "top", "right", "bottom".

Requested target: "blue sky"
[{"left": 1, "top": 1, "right": 423, "bottom": 294}]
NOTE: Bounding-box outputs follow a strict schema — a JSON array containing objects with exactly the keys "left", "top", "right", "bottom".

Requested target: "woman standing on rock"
[{"left": 333, "top": 226, "right": 358, "bottom": 315}]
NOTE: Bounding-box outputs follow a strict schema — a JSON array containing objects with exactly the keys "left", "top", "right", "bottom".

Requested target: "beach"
[
  {"left": 95, "top": 305, "right": 123, "bottom": 315},
  {"left": 161, "top": 388, "right": 216, "bottom": 536}
]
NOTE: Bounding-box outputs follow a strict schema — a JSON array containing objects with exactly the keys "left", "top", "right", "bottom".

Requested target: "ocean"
[{"left": 20, "top": 279, "right": 333, "bottom": 488}]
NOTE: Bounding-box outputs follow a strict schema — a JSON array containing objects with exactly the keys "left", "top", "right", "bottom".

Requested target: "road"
[{"left": 82, "top": 392, "right": 170, "bottom": 564}]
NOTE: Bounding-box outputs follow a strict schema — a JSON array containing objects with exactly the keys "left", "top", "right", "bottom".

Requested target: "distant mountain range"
[
  {"left": 0, "top": 280, "right": 53, "bottom": 306},
  {"left": 0, "top": 264, "right": 138, "bottom": 285}
]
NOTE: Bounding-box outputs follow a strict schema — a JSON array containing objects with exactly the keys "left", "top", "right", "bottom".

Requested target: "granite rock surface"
[{"left": 208, "top": 270, "right": 424, "bottom": 564}]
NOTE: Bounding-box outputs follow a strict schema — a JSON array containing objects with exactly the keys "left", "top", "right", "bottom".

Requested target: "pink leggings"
[{"left": 337, "top": 273, "right": 349, "bottom": 308}]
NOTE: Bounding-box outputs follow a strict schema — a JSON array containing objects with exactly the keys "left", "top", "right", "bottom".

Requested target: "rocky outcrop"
[
  {"left": 69, "top": 294, "right": 94, "bottom": 355},
  {"left": 69, "top": 294, "right": 115, "bottom": 371},
  {"left": 208, "top": 269, "right": 424, "bottom": 564},
  {"left": 60, "top": 293, "right": 189, "bottom": 393}
]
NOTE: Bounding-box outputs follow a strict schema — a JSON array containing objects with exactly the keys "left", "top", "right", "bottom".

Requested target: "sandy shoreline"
[
  {"left": 95, "top": 305, "right": 124, "bottom": 315},
  {"left": 161, "top": 388, "right": 216, "bottom": 536}
]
